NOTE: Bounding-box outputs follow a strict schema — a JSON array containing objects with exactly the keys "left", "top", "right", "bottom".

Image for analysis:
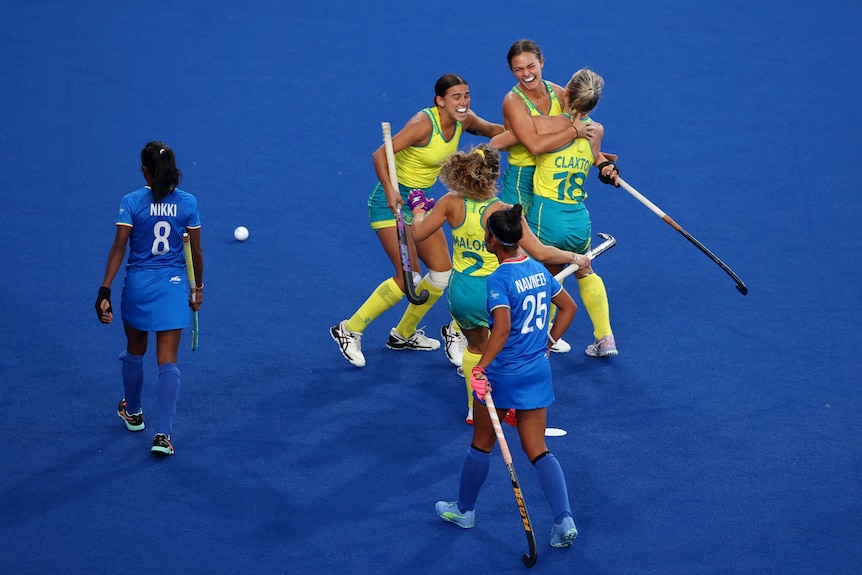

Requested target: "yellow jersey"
[
  {"left": 395, "top": 107, "right": 463, "bottom": 189},
  {"left": 533, "top": 118, "right": 594, "bottom": 205},
  {"left": 452, "top": 196, "right": 500, "bottom": 276}
]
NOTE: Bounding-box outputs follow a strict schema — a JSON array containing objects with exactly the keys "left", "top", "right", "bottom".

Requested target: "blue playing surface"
[{"left": 1, "top": 1, "right": 860, "bottom": 573}]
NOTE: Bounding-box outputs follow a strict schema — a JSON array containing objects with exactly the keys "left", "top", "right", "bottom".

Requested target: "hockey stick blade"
[
  {"left": 485, "top": 391, "right": 539, "bottom": 568},
  {"left": 554, "top": 233, "right": 616, "bottom": 282},
  {"left": 616, "top": 177, "right": 747, "bottom": 295}
]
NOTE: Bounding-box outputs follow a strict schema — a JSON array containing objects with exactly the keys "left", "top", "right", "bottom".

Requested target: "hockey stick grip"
[{"left": 382, "top": 122, "right": 429, "bottom": 305}]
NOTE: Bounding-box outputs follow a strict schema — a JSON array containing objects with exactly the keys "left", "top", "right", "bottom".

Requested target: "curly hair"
[{"left": 438, "top": 144, "right": 500, "bottom": 202}]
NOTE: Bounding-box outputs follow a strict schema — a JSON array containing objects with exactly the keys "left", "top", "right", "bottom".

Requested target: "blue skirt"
[
  {"left": 481, "top": 354, "right": 555, "bottom": 410},
  {"left": 121, "top": 267, "right": 190, "bottom": 332}
]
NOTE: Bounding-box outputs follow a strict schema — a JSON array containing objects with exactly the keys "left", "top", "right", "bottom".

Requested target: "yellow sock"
[
  {"left": 394, "top": 277, "right": 444, "bottom": 337},
  {"left": 577, "top": 273, "right": 612, "bottom": 339},
  {"left": 345, "top": 277, "right": 404, "bottom": 333},
  {"left": 461, "top": 349, "right": 482, "bottom": 410},
  {"left": 452, "top": 320, "right": 463, "bottom": 336}
]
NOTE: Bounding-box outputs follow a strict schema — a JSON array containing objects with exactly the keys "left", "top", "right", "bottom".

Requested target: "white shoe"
[
  {"left": 386, "top": 327, "right": 440, "bottom": 351},
  {"left": 441, "top": 321, "right": 466, "bottom": 367},
  {"left": 465, "top": 407, "right": 473, "bottom": 425},
  {"left": 550, "top": 337, "right": 572, "bottom": 353},
  {"left": 585, "top": 334, "right": 618, "bottom": 357},
  {"left": 329, "top": 320, "right": 366, "bottom": 367}
]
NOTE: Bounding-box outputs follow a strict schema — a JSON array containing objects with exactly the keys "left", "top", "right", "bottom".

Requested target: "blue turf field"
[{"left": 1, "top": 1, "right": 860, "bottom": 573}]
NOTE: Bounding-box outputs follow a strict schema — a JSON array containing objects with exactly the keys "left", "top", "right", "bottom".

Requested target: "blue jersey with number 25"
[{"left": 485, "top": 255, "right": 563, "bottom": 368}]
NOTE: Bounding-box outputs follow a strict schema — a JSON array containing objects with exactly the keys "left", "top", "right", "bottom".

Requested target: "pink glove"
[
  {"left": 407, "top": 189, "right": 436, "bottom": 212},
  {"left": 470, "top": 366, "right": 488, "bottom": 399}
]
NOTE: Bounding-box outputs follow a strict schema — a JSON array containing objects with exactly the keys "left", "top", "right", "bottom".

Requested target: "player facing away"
[
  {"left": 409, "top": 145, "right": 588, "bottom": 424},
  {"left": 329, "top": 73, "right": 503, "bottom": 368},
  {"left": 96, "top": 141, "right": 204, "bottom": 457},
  {"left": 435, "top": 204, "right": 580, "bottom": 548}
]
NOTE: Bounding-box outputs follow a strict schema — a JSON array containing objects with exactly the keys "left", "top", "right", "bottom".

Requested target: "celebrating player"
[
  {"left": 492, "top": 67, "right": 620, "bottom": 358},
  {"left": 499, "top": 39, "right": 580, "bottom": 216},
  {"left": 96, "top": 141, "right": 203, "bottom": 457},
  {"left": 434, "top": 204, "right": 580, "bottom": 548},
  {"left": 330, "top": 74, "right": 504, "bottom": 368},
  {"left": 410, "top": 144, "right": 587, "bottom": 424}
]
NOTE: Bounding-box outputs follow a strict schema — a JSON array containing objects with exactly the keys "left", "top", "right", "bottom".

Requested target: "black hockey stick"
[
  {"left": 617, "top": 177, "right": 748, "bottom": 295},
  {"left": 485, "top": 390, "right": 538, "bottom": 568},
  {"left": 382, "top": 121, "right": 429, "bottom": 305}
]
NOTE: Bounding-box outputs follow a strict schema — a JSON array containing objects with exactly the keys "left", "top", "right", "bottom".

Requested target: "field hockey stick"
[
  {"left": 484, "top": 390, "right": 538, "bottom": 568},
  {"left": 616, "top": 176, "right": 748, "bottom": 295},
  {"left": 381, "top": 121, "right": 429, "bottom": 305},
  {"left": 554, "top": 232, "right": 617, "bottom": 282},
  {"left": 182, "top": 232, "right": 199, "bottom": 351}
]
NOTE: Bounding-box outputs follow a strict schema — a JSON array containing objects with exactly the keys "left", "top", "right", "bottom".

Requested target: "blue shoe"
[
  {"left": 550, "top": 516, "right": 578, "bottom": 548},
  {"left": 435, "top": 501, "right": 475, "bottom": 529}
]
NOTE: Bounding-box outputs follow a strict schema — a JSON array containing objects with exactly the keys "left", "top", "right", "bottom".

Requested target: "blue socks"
[
  {"left": 458, "top": 446, "right": 491, "bottom": 512},
  {"left": 119, "top": 351, "right": 144, "bottom": 414},
  {"left": 156, "top": 363, "right": 181, "bottom": 438},
  {"left": 534, "top": 452, "right": 573, "bottom": 524}
]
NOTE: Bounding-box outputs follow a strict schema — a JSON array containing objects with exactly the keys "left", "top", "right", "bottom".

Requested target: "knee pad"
[{"left": 426, "top": 269, "right": 452, "bottom": 291}]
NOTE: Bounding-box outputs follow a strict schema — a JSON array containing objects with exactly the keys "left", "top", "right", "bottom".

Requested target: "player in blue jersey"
[
  {"left": 96, "top": 141, "right": 203, "bottom": 457},
  {"left": 434, "top": 203, "right": 580, "bottom": 548},
  {"left": 409, "top": 145, "right": 588, "bottom": 424}
]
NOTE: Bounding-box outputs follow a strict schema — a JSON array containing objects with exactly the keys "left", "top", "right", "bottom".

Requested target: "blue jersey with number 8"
[{"left": 117, "top": 187, "right": 201, "bottom": 271}]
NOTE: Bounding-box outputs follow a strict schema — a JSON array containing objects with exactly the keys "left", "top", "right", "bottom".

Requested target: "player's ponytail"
[
  {"left": 141, "top": 141, "right": 183, "bottom": 202},
  {"left": 487, "top": 204, "right": 524, "bottom": 247}
]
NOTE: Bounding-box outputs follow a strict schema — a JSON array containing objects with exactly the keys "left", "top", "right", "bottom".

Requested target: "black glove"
[
  {"left": 596, "top": 161, "right": 619, "bottom": 186},
  {"left": 95, "top": 286, "right": 112, "bottom": 319}
]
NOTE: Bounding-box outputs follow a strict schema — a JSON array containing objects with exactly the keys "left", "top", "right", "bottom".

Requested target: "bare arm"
[
  {"left": 477, "top": 306, "right": 511, "bottom": 370},
  {"left": 186, "top": 226, "right": 204, "bottom": 310},
  {"left": 411, "top": 193, "right": 454, "bottom": 242},
  {"left": 462, "top": 110, "right": 505, "bottom": 138},
  {"left": 585, "top": 121, "right": 619, "bottom": 184},
  {"left": 547, "top": 286, "right": 577, "bottom": 345},
  {"left": 97, "top": 225, "right": 131, "bottom": 324},
  {"left": 101, "top": 225, "right": 131, "bottom": 288},
  {"left": 501, "top": 92, "right": 579, "bottom": 155},
  {"left": 371, "top": 112, "right": 433, "bottom": 213}
]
